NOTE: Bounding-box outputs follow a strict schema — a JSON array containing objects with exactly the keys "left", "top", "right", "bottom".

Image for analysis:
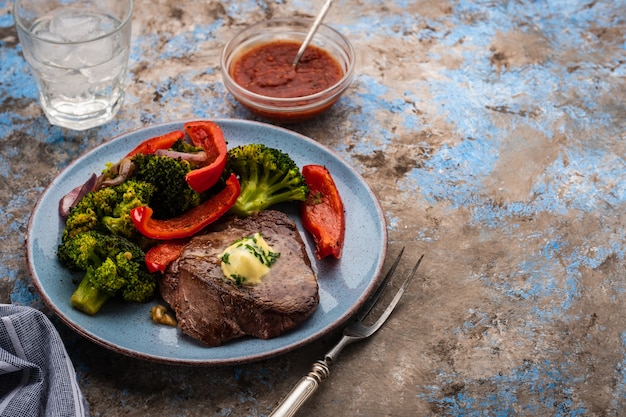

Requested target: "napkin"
[{"left": 0, "top": 304, "right": 89, "bottom": 417}]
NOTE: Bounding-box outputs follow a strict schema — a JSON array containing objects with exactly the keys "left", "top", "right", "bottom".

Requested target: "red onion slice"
[
  {"left": 58, "top": 173, "right": 97, "bottom": 219},
  {"left": 154, "top": 149, "right": 207, "bottom": 163},
  {"left": 100, "top": 158, "right": 135, "bottom": 188}
]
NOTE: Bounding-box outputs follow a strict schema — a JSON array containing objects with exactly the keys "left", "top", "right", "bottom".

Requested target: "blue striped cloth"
[{"left": 0, "top": 304, "right": 88, "bottom": 417}]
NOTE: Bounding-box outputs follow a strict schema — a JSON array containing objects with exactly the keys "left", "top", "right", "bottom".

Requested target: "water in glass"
[{"left": 23, "top": 7, "right": 130, "bottom": 130}]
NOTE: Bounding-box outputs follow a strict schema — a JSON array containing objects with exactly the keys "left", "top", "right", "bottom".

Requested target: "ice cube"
[
  {"left": 49, "top": 10, "right": 105, "bottom": 43},
  {"left": 28, "top": 37, "right": 75, "bottom": 67},
  {"left": 57, "top": 70, "right": 92, "bottom": 98},
  {"left": 75, "top": 37, "right": 115, "bottom": 67},
  {"left": 79, "top": 47, "right": 128, "bottom": 83},
  {"left": 33, "top": 29, "right": 64, "bottom": 43}
]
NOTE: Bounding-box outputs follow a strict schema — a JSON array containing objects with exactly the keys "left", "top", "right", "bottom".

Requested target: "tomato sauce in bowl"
[
  {"left": 231, "top": 41, "right": 343, "bottom": 99},
  {"left": 220, "top": 18, "right": 355, "bottom": 123}
]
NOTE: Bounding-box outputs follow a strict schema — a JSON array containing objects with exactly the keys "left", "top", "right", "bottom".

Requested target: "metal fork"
[{"left": 269, "top": 248, "right": 424, "bottom": 417}]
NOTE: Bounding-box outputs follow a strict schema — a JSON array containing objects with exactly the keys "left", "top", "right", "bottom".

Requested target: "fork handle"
[{"left": 269, "top": 360, "right": 330, "bottom": 417}]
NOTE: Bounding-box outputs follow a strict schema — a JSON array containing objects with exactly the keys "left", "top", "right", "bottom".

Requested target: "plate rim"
[{"left": 26, "top": 118, "right": 388, "bottom": 366}]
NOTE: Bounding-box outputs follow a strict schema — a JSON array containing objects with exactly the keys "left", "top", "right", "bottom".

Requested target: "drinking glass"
[{"left": 14, "top": 0, "right": 133, "bottom": 131}]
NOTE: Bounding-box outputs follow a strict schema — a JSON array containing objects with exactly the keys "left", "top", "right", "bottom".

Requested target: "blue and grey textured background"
[{"left": 1, "top": 0, "right": 626, "bottom": 415}]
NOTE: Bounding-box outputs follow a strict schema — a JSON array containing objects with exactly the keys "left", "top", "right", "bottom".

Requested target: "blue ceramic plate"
[{"left": 26, "top": 119, "right": 387, "bottom": 366}]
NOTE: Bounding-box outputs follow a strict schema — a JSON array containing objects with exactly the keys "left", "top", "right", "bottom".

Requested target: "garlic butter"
[{"left": 219, "top": 232, "right": 280, "bottom": 285}]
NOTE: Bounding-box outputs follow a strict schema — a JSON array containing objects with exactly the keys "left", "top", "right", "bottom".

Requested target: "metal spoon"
[{"left": 292, "top": 0, "right": 334, "bottom": 67}]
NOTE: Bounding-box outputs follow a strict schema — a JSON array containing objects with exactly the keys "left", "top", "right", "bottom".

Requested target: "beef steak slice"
[{"left": 160, "top": 210, "right": 319, "bottom": 347}]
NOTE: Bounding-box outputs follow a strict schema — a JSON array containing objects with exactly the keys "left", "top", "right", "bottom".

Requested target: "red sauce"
[{"left": 231, "top": 40, "right": 344, "bottom": 98}]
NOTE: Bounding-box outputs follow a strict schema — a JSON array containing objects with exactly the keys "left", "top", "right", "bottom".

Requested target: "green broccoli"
[
  {"left": 169, "top": 138, "right": 204, "bottom": 154},
  {"left": 226, "top": 144, "right": 309, "bottom": 217},
  {"left": 57, "top": 230, "right": 156, "bottom": 315},
  {"left": 131, "top": 153, "right": 202, "bottom": 219},
  {"left": 62, "top": 180, "right": 156, "bottom": 242},
  {"left": 101, "top": 180, "right": 157, "bottom": 239}
]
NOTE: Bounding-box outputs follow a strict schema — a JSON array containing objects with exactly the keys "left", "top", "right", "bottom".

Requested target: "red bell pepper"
[
  {"left": 124, "top": 122, "right": 228, "bottom": 194},
  {"left": 125, "top": 130, "right": 185, "bottom": 158},
  {"left": 144, "top": 239, "right": 190, "bottom": 273},
  {"left": 183, "top": 121, "right": 228, "bottom": 193},
  {"left": 130, "top": 173, "right": 240, "bottom": 240},
  {"left": 300, "top": 165, "right": 345, "bottom": 259}
]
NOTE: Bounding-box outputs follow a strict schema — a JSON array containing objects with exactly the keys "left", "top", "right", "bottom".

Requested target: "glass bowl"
[{"left": 220, "top": 18, "right": 355, "bottom": 124}]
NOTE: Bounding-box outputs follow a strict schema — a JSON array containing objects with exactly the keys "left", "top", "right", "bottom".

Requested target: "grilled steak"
[{"left": 160, "top": 210, "right": 319, "bottom": 346}]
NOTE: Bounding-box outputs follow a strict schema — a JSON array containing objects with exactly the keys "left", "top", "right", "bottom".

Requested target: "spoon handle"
[{"left": 293, "top": 0, "right": 334, "bottom": 67}]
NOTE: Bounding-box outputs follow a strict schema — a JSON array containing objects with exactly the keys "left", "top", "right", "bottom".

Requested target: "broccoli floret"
[
  {"left": 226, "top": 144, "right": 309, "bottom": 217},
  {"left": 62, "top": 179, "right": 156, "bottom": 242},
  {"left": 62, "top": 187, "right": 116, "bottom": 242},
  {"left": 131, "top": 153, "right": 202, "bottom": 219},
  {"left": 100, "top": 180, "right": 157, "bottom": 239},
  {"left": 57, "top": 231, "right": 156, "bottom": 315},
  {"left": 62, "top": 208, "right": 100, "bottom": 241},
  {"left": 169, "top": 139, "right": 203, "bottom": 154}
]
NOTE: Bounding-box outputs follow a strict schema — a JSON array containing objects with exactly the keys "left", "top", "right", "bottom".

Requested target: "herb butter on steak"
[{"left": 160, "top": 210, "right": 319, "bottom": 346}]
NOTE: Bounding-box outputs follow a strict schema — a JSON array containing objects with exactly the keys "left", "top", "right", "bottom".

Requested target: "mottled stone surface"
[{"left": 1, "top": 0, "right": 626, "bottom": 416}]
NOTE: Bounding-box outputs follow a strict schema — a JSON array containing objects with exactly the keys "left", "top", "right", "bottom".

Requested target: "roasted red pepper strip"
[
  {"left": 125, "top": 130, "right": 185, "bottom": 158},
  {"left": 124, "top": 122, "right": 228, "bottom": 194},
  {"left": 144, "top": 239, "right": 190, "bottom": 273},
  {"left": 183, "top": 121, "right": 228, "bottom": 193},
  {"left": 300, "top": 165, "right": 345, "bottom": 259},
  {"left": 130, "top": 173, "right": 240, "bottom": 240}
]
